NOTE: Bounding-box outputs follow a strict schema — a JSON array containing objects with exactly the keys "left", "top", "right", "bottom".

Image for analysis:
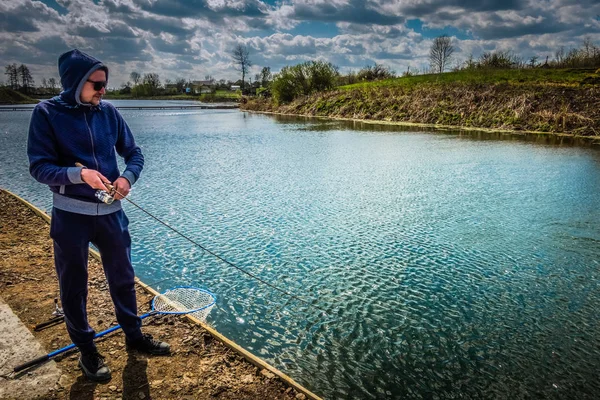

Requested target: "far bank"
[{"left": 242, "top": 69, "right": 600, "bottom": 137}]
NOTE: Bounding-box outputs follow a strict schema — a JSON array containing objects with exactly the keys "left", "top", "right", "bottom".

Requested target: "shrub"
[
  {"left": 477, "top": 50, "right": 522, "bottom": 69},
  {"left": 271, "top": 61, "right": 339, "bottom": 105},
  {"left": 357, "top": 63, "right": 395, "bottom": 81}
]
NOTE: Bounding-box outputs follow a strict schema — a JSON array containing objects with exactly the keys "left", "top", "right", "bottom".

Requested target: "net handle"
[{"left": 151, "top": 286, "right": 216, "bottom": 315}]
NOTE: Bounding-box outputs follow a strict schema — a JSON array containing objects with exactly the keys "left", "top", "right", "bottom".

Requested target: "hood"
[{"left": 58, "top": 49, "right": 108, "bottom": 106}]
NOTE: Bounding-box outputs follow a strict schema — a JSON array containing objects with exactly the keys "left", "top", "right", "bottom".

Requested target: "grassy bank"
[
  {"left": 105, "top": 90, "right": 240, "bottom": 103},
  {"left": 243, "top": 69, "right": 600, "bottom": 136},
  {"left": 0, "top": 87, "right": 38, "bottom": 104}
]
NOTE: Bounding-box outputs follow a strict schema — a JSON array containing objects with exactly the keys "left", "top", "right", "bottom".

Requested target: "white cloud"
[{"left": 0, "top": 0, "right": 598, "bottom": 86}]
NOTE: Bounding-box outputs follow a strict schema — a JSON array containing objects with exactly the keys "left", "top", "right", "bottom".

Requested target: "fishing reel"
[
  {"left": 95, "top": 189, "right": 114, "bottom": 204},
  {"left": 95, "top": 182, "right": 117, "bottom": 204},
  {"left": 75, "top": 162, "right": 118, "bottom": 204}
]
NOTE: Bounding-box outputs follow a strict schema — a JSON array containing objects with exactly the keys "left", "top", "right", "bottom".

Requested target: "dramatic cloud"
[
  {"left": 287, "top": 0, "right": 404, "bottom": 26},
  {"left": 0, "top": 0, "right": 598, "bottom": 87}
]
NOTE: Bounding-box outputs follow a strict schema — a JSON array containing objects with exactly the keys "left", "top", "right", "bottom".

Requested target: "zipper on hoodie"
[{"left": 83, "top": 111, "right": 100, "bottom": 171}]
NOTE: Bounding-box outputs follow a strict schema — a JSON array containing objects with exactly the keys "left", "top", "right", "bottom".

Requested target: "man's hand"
[
  {"left": 81, "top": 168, "right": 112, "bottom": 191},
  {"left": 112, "top": 177, "right": 131, "bottom": 200}
]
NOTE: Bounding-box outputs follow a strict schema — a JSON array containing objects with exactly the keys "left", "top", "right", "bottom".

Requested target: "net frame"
[{"left": 151, "top": 287, "right": 216, "bottom": 317}]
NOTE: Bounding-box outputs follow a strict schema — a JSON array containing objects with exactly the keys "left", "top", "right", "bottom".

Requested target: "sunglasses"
[{"left": 87, "top": 79, "right": 107, "bottom": 91}]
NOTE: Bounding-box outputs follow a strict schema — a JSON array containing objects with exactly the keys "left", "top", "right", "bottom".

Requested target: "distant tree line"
[
  {"left": 4, "top": 36, "right": 598, "bottom": 103},
  {"left": 3, "top": 63, "right": 62, "bottom": 96},
  {"left": 119, "top": 70, "right": 263, "bottom": 97},
  {"left": 432, "top": 35, "right": 600, "bottom": 72},
  {"left": 4, "top": 64, "right": 36, "bottom": 94}
]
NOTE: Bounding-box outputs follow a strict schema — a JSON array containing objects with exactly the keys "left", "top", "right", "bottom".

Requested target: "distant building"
[
  {"left": 230, "top": 85, "right": 241, "bottom": 91},
  {"left": 191, "top": 79, "right": 215, "bottom": 94},
  {"left": 164, "top": 83, "right": 178, "bottom": 93}
]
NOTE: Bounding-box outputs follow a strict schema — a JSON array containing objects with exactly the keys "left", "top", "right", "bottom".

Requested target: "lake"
[{"left": 1, "top": 100, "right": 600, "bottom": 399}]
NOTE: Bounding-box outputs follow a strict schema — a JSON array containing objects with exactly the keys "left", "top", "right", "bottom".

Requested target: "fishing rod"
[
  {"left": 32, "top": 274, "right": 174, "bottom": 331},
  {"left": 77, "top": 163, "right": 326, "bottom": 314}
]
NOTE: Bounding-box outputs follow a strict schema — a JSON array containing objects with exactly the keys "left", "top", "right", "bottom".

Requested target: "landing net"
[{"left": 152, "top": 287, "right": 216, "bottom": 321}]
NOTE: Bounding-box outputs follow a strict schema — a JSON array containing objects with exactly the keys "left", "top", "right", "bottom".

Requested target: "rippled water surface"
[{"left": 2, "top": 102, "right": 600, "bottom": 399}]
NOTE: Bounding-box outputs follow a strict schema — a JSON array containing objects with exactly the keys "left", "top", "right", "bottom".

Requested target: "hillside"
[
  {"left": 0, "top": 87, "right": 38, "bottom": 104},
  {"left": 243, "top": 69, "right": 600, "bottom": 136}
]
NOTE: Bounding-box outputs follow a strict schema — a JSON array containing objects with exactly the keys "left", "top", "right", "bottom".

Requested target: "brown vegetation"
[{"left": 243, "top": 82, "right": 600, "bottom": 136}]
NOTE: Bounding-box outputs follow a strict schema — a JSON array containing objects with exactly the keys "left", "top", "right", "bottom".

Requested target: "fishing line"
[
  {"left": 89, "top": 170, "right": 400, "bottom": 317},
  {"left": 119, "top": 194, "right": 328, "bottom": 314},
  {"left": 122, "top": 197, "right": 404, "bottom": 318}
]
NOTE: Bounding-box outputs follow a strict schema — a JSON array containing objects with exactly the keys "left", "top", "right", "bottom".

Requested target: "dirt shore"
[{"left": 0, "top": 190, "right": 307, "bottom": 400}]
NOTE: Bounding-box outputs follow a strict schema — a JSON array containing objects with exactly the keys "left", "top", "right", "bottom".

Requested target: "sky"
[{"left": 1, "top": 0, "right": 600, "bottom": 88}]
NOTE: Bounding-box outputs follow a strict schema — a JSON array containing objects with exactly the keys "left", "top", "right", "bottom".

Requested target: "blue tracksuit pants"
[{"left": 50, "top": 207, "right": 142, "bottom": 353}]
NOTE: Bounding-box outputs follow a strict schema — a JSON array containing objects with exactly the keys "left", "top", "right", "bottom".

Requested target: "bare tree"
[
  {"left": 130, "top": 71, "right": 141, "bottom": 85},
  {"left": 18, "top": 64, "right": 34, "bottom": 93},
  {"left": 4, "top": 64, "right": 19, "bottom": 89},
  {"left": 175, "top": 78, "right": 186, "bottom": 93},
  {"left": 143, "top": 73, "right": 161, "bottom": 88},
  {"left": 555, "top": 46, "right": 565, "bottom": 66},
  {"left": 429, "top": 35, "right": 454, "bottom": 74},
  {"left": 47, "top": 77, "right": 58, "bottom": 90},
  {"left": 582, "top": 36, "right": 594, "bottom": 59},
  {"left": 528, "top": 55, "right": 539, "bottom": 68},
  {"left": 232, "top": 44, "right": 252, "bottom": 92},
  {"left": 260, "top": 66, "right": 272, "bottom": 87}
]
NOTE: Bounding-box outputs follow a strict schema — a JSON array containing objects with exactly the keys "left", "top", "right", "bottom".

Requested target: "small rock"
[
  {"left": 285, "top": 387, "right": 292, "bottom": 394},
  {"left": 295, "top": 394, "right": 306, "bottom": 400},
  {"left": 260, "top": 369, "right": 275, "bottom": 379},
  {"left": 137, "top": 392, "right": 146, "bottom": 399},
  {"left": 58, "top": 374, "right": 70, "bottom": 388},
  {"left": 109, "top": 385, "right": 117, "bottom": 391},
  {"left": 241, "top": 374, "right": 254, "bottom": 384},
  {"left": 182, "top": 373, "right": 196, "bottom": 385}
]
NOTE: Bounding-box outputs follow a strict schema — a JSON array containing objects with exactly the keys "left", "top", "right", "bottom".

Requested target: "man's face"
[{"left": 80, "top": 69, "right": 106, "bottom": 106}]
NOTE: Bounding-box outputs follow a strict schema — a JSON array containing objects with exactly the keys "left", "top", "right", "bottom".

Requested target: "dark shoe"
[
  {"left": 78, "top": 351, "right": 111, "bottom": 381},
  {"left": 126, "top": 333, "right": 170, "bottom": 355}
]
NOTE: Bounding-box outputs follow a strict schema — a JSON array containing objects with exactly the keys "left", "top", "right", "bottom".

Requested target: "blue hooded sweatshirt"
[{"left": 27, "top": 49, "right": 144, "bottom": 215}]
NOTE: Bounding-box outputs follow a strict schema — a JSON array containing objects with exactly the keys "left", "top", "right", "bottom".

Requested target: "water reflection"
[{"left": 263, "top": 112, "right": 600, "bottom": 148}]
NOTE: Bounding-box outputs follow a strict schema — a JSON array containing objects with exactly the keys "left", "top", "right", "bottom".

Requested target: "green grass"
[
  {"left": 341, "top": 68, "right": 599, "bottom": 90},
  {"left": 244, "top": 70, "right": 600, "bottom": 136},
  {"left": 105, "top": 89, "right": 240, "bottom": 102},
  {"left": 213, "top": 90, "right": 240, "bottom": 98},
  {"left": 0, "top": 87, "right": 38, "bottom": 104}
]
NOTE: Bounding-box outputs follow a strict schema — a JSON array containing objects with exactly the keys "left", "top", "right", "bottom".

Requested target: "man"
[{"left": 27, "top": 49, "right": 169, "bottom": 382}]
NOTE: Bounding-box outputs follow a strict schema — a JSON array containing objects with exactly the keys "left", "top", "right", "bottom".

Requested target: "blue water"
[{"left": 2, "top": 101, "right": 600, "bottom": 399}]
